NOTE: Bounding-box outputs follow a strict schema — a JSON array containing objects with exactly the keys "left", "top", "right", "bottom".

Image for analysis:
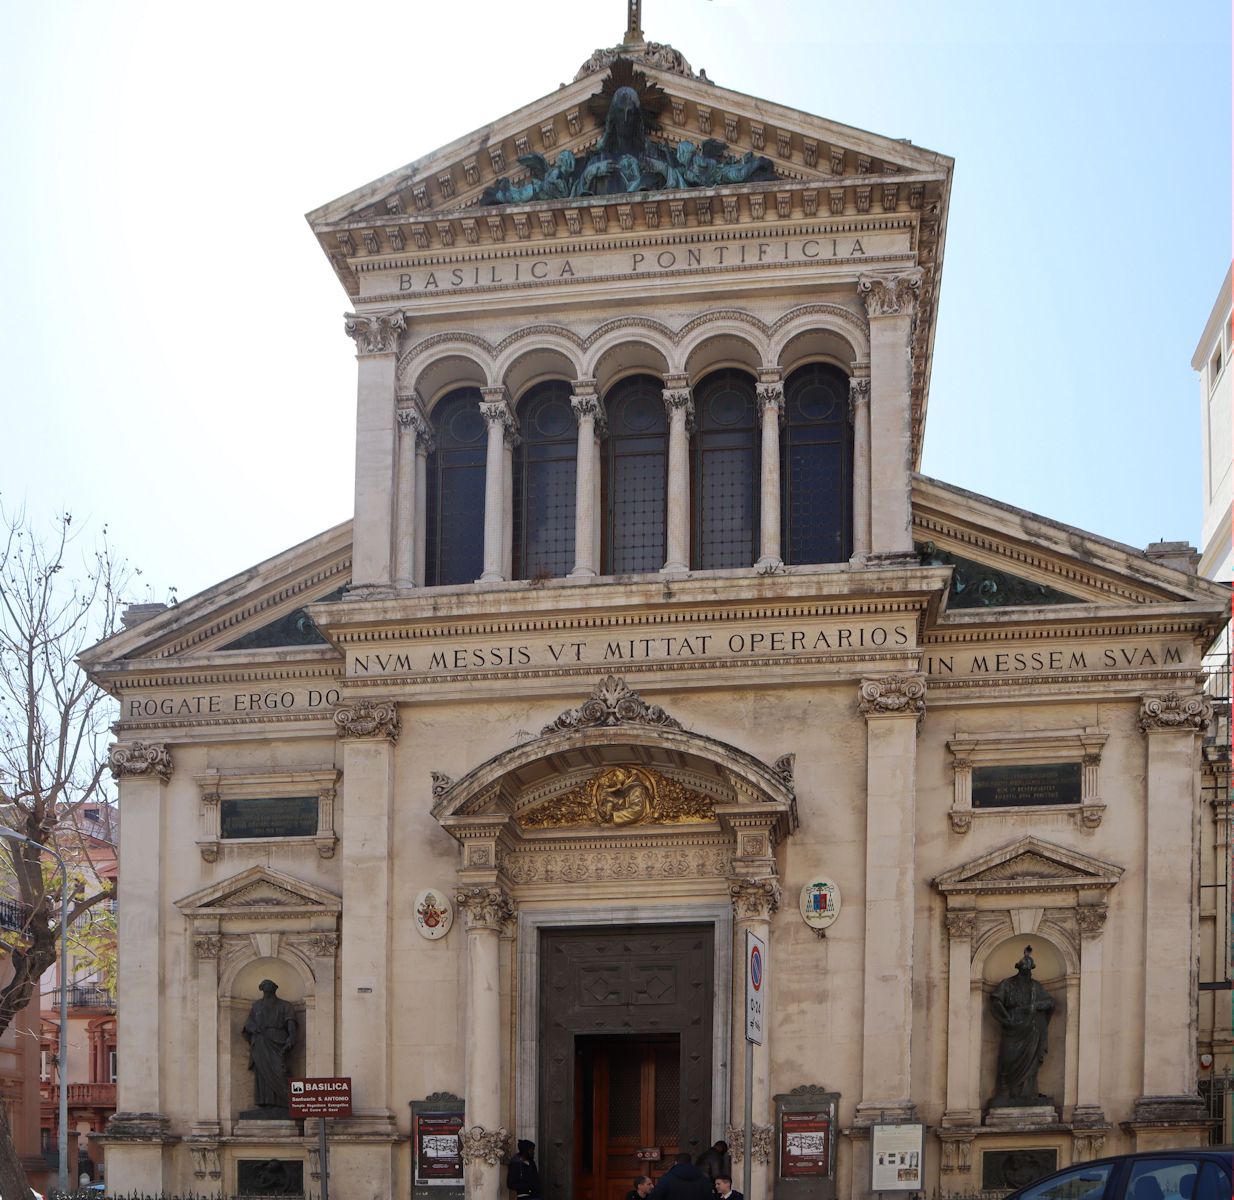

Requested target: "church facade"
[{"left": 83, "top": 19, "right": 1230, "bottom": 1200}]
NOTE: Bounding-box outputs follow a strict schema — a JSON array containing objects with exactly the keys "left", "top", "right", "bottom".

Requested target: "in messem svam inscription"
[
  {"left": 971, "top": 763, "right": 1082, "bottom": 809},
  {"left": 221, "top": 796, "right": 318, "bottom": 840}
]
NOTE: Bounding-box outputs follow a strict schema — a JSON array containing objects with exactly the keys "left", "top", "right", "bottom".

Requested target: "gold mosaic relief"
[{"left": 517, "top": 765, "right": 714, "bottom": 829}]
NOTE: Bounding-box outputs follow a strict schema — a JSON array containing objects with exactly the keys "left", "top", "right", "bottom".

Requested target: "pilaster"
[
  {"left": 345, "top": 309, "right": 406, "bottom": 593},
  {"left": 1074, "top": 905, "right": 1108, "bottom": 1126},
  {"left": 942, "top": 910, "right": 978, "bottom": 1125}
]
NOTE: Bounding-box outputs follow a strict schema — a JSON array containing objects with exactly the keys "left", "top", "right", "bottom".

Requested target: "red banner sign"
[{"left": 289, "top": 1077, "right": 353, "bottom": 1118}]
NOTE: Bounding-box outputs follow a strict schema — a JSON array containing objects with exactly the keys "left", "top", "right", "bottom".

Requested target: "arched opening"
[
  {"left": 781, "top": 363, "right": 852, "bottom": 565},
  {"left": 426, "top": 387, "right": 487, "bottom": 586},
  {"left": 690, "top": 369, "right": 759, "bottom": 570},
  {"left": 602, "top": 375, "right": 667, "bottom": 575},
  {"left": 512, "top": 380, "right": 577, "bottom": 580}
]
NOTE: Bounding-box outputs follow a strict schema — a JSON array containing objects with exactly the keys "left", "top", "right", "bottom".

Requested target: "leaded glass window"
[
  {"left": 425, "top": 387, "right": 486, "bottom": 586},
  {"left": 513, "top": 381, "right": 577, "bottom": 579},
  {"left": 691, "top": 370, "right": 758, "bottom": 570},
  {"left": 603, "top": 375, "right": 667, "bottom": 574},
  {"left": 781, "top": 363, "right": 851, "bottom": 564}
]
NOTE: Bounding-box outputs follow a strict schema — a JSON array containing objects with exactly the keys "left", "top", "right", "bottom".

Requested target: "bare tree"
[{"left": 0, "top": 509, "right": 135, "bottom": 1198}]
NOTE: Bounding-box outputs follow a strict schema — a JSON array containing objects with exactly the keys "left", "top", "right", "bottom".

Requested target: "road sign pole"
[
  {"left": 742, "top": 1037, "right": 753, "bottom": 1200},
  {"left": 319, "top": 1117, "right": 329, "bottom": 1200}
]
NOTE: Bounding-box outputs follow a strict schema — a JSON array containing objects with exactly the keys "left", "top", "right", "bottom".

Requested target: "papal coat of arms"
[{"left": 414, "top": 889, "right": 454, "bottom": 940}]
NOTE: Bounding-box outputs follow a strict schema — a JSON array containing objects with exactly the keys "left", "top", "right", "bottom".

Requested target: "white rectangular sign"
[
  {"left": 870, "top": 1124, "right": 924, "bottom": 1191},
  {"left": 745, "top": 929, "right": 766, "bottom": 1045}
]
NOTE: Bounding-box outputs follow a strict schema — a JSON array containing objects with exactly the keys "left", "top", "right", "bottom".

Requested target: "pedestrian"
[
  {"left": 696, "top": 1140, "right": 731, "bottom": 1183},
  {"left": 507, "top": 1138, "right": 541, "bottom": 1200},
  {"left": 649, "top": 1152, "right": 712, "bottom": 1200},
  {"left": 714, "top": 1173, "right": 743, "bottom": 1200},
  {"left": 627, "top": 1174, "right": 655, "bottom": 1200}
]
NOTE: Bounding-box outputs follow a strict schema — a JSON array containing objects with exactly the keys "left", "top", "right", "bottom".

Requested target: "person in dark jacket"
[
  {"left": 713, "top": 1173, "right": 743, "bottom": 1200},
  {"left": 626, "top": 1175, "right": 655, "bottom": 1200},
  {"left": 649, "top": 1153, "right": 712, "bottom": 1200},
  {"left": 507, "top": 1139, "right": 541, "bottom": 1199},
  {"left": 695, "top": 1141, "right": 731, "bottom": 1183}
]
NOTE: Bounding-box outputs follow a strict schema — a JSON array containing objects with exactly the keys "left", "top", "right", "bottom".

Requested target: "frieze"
[{"left": 505, "top": 846, "right": 732, "bottom": 885}]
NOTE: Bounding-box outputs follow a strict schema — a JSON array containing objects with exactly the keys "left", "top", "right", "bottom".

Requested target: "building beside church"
[{"left": 82, "top": 14, "right": 1230, "bottom": 1200}]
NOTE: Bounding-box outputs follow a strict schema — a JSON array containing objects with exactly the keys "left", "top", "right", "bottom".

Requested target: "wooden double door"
[{"left": 538, "top": 925, "right": 714, "bottom": 1200}]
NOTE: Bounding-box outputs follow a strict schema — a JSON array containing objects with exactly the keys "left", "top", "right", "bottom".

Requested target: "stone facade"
[{"left": 82, "top": 23, "right": 1229, "bottom": 1200}]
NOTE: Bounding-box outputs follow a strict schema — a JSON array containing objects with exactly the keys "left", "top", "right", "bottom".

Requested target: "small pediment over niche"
[
  {"left": 934, "top": 836, "right": 1123, "bottom": 897},
  {"left": 175, "top": 866, "right": 341, "bottom": 919}
]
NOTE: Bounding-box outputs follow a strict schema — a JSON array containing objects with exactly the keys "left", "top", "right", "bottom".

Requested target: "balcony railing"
[
  {"left": 48, "top": 984, "right": 114, "bottom": 1010},
  {"left": 40, "top": 1081, "right": 116, "bottom": 1108},
  {"left": 0, "top": 897, "right": 28, "bottom": 932}
]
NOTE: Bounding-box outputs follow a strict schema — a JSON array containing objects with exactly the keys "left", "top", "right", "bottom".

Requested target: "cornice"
[
  {"left": 100, "top": 661, "right": 343, "bottom": 691},
  {"left": 922, "top": 615, "right": 1212, "bottom": 645}
]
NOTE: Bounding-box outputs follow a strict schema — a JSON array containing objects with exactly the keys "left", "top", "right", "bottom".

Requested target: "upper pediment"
[{"left": 306, "top": 55, "right": 952, "bottom": 297}]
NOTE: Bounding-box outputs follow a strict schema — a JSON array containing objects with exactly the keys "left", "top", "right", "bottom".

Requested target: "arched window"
[
  {"left": 603, "top": 375, "right": 667, "bottom": 574},
  {"left": 512, "top": 381, "right": 577, "bottom": 579},
  {"left": 781, "top": 363, "right": 852, "bottom": 564},
  {"left": 425, "top": 387, "right": 486, "bottom": 586},
  {"left": 691, "top": 370, "right": 759, "bottom": 570}
]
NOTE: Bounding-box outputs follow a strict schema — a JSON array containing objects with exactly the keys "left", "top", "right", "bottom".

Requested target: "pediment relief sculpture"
[
  {"left": 482, "top": 59, "right": 775, "bottom": 205},
  {"left": 517, "top": 765, "right": 714, "bottom": 830}
]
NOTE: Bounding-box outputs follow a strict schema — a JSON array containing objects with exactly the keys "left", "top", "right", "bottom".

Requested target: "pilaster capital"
[
  {"left": 729, "top": 876, "right": 781, "bottom": 920},
  {"left": 343, "top": 309, "right": 406, "bottom": 354},
  {"left": 857, "top": 270, "right": 922, "bottom": 319},
  {"left": 858, "top": 674, "right": 926, "bottom": 724},
  {"left": 108, "top": 741, "right": 173, "bottom": 782},
  {"left": 455, "top": 885, "right": 515, "bottom": 931},
  {"left": 307, "top": 932, "right": 340, "bottom": 958},
  {"left": 460, "top": 1125, "right": 510, "bottom": 1165},
  {"left": 192, "top": 934, "right": 223, "bottom": 960},
  {"left": 1138, "top": 691, "right": 1212, "bottom": 734},
  {"left": 944, "top": 910, "right": 977, "bottom": 940},
  {"left": 1075, "top": 905, "right": 1108, "bottom": 936},
  {"left": 333, "top": 698, "right": 401, "bottom": 742}
]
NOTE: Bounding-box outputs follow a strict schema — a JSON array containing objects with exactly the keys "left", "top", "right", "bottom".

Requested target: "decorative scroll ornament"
[
  {"left": 857, "top": 271, "right": 922, "bottom": 319},
  {"left": 460, "top": 1125, "right": 510, "bottom": 1165},
  {"left": 727, "top": 1124, "right": 775, "bottom": 1164},
  {"left": 517, "top": 765, "right": 713, "bottom": 829},
  {"left": 772, "top": 753, "right": 796, "bottom": 794},
  {"left": 541, "top": 675, "right": 683, "bottom": 735},
  {"left": 858, "top": 675, "right": 927, "bottom": 723},
  {"left": 431, "top": 771, "right": 455, "bottom": 799},
  {"left": 333, "top": 699, "right": 401, "bottom": 741},
  {"left": 730, "top": 877, "right": 781, "bottom": 920},
  {"left": 343, "top": 310, "right": 406, "bottom": 354},
  {"left": 454, "top": 886, "right": 515, "bottom": 932},
  {"left": 1138, "top": 691, "right": 1212, "bottom": 734},
  {"left": 108, "top": 741, "right": 173, "bottom": 782}
]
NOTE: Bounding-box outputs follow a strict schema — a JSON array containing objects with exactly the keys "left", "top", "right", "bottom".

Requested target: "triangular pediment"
[
  {"left": 79, "top": 521, "right": 351, "bottom": 672},
  {"left": 934, "top": 836, "right": 1123, "bottom": 896},
  {"left": 175, "top": 865, "right": 341, "bottom": 917},
  {"left": 913, "top": 474, "right": 1231, "bottom": 620}
]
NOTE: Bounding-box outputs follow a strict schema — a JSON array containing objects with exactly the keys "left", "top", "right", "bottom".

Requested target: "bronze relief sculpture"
[{"left": 517, "top": 765, "right": 714, "bottom": 829}]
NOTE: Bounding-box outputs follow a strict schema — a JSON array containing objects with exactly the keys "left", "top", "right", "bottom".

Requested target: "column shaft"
[
  {"left": 394, "top": 411, "right": 417, "bottom": 586},
  {"left": 570, "top": 390, "right": 601, "bottom": 577},
  {"left": 502, "top": 434, "right": 514, "bottom": 580},
  {"left": 943, "top": 916, "right": 975, "bottom": 1120},
  {"left": 195, "top": 950, "right": 219, "bottom": 1129},
  {"left": 850, "top": 378, "right": 872, "bottom": 559},
  {"left": 756, "top": 381, "right": 783, "bottom": 570},
  {"left": 414, "top": 441, "right": 429, "bottom": 587},
  {"left": 479, "top": 395, "right": 510, "bottom": 582},
  {"left": 663, "top": 383, "right": 692, "bottom": 573},
  {"left": 1076, "top": 917, "right": 1106, "bottom": 1115}
]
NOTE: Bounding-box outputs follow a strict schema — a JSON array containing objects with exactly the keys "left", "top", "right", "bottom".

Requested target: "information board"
[
  {"left": 221, "top": 795, "right": 318, "bottom": 839},
  {"left": 870, "top": 1124, "right": 923, "bottom": 1192},
  {"left": 414, "top": 1111, "right": 465, "bottom": 1186},
  {"left": 971, "top": 763, "right": 1081, "bottom": 809},
  {"left": 745, "top": 929, "right": 766, "bottom": 1045},
  {"left": 779, "top": 1111, "right": 832, "bottom": 1177},
  {"left": 288, "top": 1076, "right": 352, "bottom": 1118}
]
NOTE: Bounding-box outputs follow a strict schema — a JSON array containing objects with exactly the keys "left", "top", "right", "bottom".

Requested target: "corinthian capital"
[
  {"left": 756, "top": 382, "right": 784, "bottom": 417},
  {"left": 848, "top": 376, "right": 871, "bottom": 422},
  {"left": 857, "top": 271, "right": 922, "bottom": 319},
  {"left": 460, "top": 1125, "right": 510, "bottom": 1165},
  {"left": 729, "top": 877, "right": 781, "bottom": 920},
  {"left": 455, "top": 885, "right": 515, "bottom": 931},
  {"left": 858, "top": 674, "right": 926, "bottom": 724},
  {"left": 343, "top": 309, "right": 406, "bottom": 354},
  {"left": 1138, "top": 691, "right": 1212, "bottom": 735},
  {"left": 333, "top": 698, "right": 401, "bottom": 742},
  {"left": 108, "top": 741, "right": 173, "bottom": 782}
]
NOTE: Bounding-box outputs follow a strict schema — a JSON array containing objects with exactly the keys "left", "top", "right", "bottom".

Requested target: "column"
[
  {"left": 856, "top": 675, "right": 925, "bottom": 1122},
  {"left": 479, "top": 387, "right": 514, "bottom": 582},
  {"left": 1134, "top": 692, "right": 1211, "bottom": 1125},
  {"left": 570, "top": 381, "right": 604, "bottom": 577},
  {"left": 104, "top": 742, "right": 174, "bottom": 1192},
  {"left": 849, "top": 374, "right": 872, "bottom": 561},
  {"left": 662, "top": 375, "right": 693, "bottom": 573},
  {"left": 191, "top": 932, "right": 222, "bottom": 1136},
  {"left": 394, "top": 401, "right": 425, "bottom": 587},
  {"left": 502, "top": 420, "right": 517, "bottom": 580},
  {"left": 942, "top": 911, "right": 978, "bottom": 1125},
  {"left": 345, "top": 310, "right": 406, "bottom": 591},
  {"left": 414, "top": 427, "right": 432, "bottom": 587},
  {"left": 456, "top": 886, "right": 515, "bottom": 1200},
  {"left": 730, "top": 878, "right": 779, "bottom": 1200},
  {"left": 1074, "top": 905, "right": 1108, "bottom": 1125},
  {"left": 334, "top": 699, "right": 401, "bottom": 1130},
  {"left": 755, "top": 372, "right": 784, "bottom": 571},
  {"left": 857, "top": 273, "right": 919, "bottom": 559}
]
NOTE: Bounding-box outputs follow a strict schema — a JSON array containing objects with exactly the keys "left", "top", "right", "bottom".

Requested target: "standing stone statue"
[
  {"left": 242, "top": 979, "right": 298, "bottom": 1117},
  {"left": 989, "top": 946, "right": 1055, "bottom": 1108}
]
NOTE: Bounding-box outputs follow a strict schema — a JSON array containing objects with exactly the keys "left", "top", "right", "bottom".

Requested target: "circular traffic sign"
[{"left": 750, "top": 944, "right": 763, "bottom": 990}]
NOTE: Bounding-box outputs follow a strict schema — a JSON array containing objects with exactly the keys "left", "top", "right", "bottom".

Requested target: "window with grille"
[
  {"left": 513, "top": 381, "right": 577, "bottom": 579},
  {"left": 781, "top": 363, "right": 852, "bottom": 564},
  {"left": 691, "top": 370, "right": 758, "bottom": 570},
  {"left": 425, "top": 388, "right": 487, "bottom": 586},
  {"left": 603, "top": 376, "right": 667, "bottom": 574}
]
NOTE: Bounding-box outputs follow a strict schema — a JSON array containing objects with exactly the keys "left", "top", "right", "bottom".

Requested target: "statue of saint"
[
  {"left": 989, "top": 946, "right": 1055, "bottom": 1108},
  {"left": 242, "top": 979, "right": 298, "bottom": 1115}
]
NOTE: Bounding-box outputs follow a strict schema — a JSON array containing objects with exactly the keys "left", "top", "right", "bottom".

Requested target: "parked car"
[{"left": 1004, "top": 1148, "right": 1233, "bottom": 1200}]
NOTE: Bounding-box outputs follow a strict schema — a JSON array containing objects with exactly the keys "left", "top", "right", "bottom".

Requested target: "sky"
[{"left": 0, "top": 0, "right": 1229, "bottom": 602}]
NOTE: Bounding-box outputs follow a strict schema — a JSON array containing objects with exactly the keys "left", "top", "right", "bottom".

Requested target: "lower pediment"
[{"left": 934, "top": 837, "right": 1123, "bottom": 897}]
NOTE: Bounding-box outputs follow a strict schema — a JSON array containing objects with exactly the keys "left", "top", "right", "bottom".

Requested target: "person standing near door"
[
  {"left": 507, "top": 1139, "right": 541, "bottom": 1200},
  {"left": 649, "top": 1153, "right": 712, "bottom": 1200},
  {"left": 714, "top": 1173, "right": 743, "bottom": 1200},
  {"left": 627, "top": 1175, "right": 655, "bottom": 1200},
  {"left": 696, "top": 1141, "right": 731, "bottom": 1184}
]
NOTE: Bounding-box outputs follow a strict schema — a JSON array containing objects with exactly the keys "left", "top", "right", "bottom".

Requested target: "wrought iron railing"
[
  {"left": 0, "top": 896, "right": 28, "bottom": 932},
  {"left": 1200, "top": 1065, "right": 1234, "bottom": 1144},
  {"left": 49, "top": 983, "right": 113, "bottom": 1009}
]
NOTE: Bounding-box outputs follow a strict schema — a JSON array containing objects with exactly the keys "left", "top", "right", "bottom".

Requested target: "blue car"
[{"left": 1004, "top": 1148, "right": 1233, "bottom": 1200}]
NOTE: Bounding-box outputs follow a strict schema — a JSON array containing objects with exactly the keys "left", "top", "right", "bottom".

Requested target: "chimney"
[
  {"left": 1143, "top": 540, "right": 1200, "bottom": 575},
  {"left": 121, "top": 602, "right": 169, "bottom": 629}
]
